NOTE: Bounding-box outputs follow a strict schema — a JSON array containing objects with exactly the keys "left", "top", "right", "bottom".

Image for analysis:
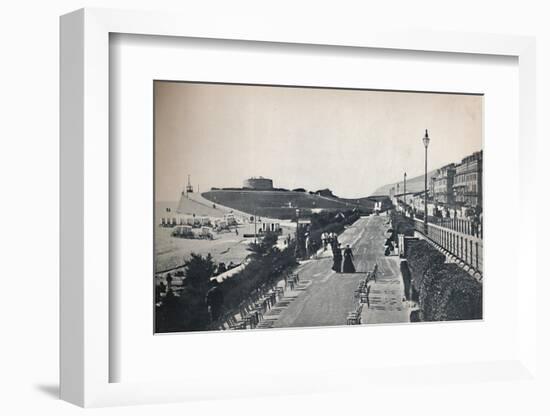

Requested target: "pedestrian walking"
[
  {"left": 322, "top": 232, "right": 328, "bottom": 250},
  {"left": 305, "top": 234, "right": 311, "bottom": 258},
  {"left": 332, "top": 243, "right": 342, "bottom": 273},
  {"left": 342, "top": 244, "right": 356, "bottom": 273},
  {"left": 331, "top": 234, "right": 339, "bottom": 251}
]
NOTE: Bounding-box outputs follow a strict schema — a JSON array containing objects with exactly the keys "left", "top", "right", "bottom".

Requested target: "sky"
[{"left": 155, "top": 81, "right": 482, "bottom": 201}]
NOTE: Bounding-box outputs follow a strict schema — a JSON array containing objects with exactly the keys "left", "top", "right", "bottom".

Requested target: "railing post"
[
  {"left": 475, "top": 242, "right": 479, "bottom": 271},
  {"left": 470, "top": 240, "right": 474, "bottom": 266},
  {"left": 449, "top": 232, "right": 455, "bottom": 254},
  {"left": 453, "top": 234, "right": 456, "bottom": 256}
]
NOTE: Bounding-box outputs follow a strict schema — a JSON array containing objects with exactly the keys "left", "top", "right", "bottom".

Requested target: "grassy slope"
[{"left": 202, "top": 189, "right": 369, "bottom": 218}]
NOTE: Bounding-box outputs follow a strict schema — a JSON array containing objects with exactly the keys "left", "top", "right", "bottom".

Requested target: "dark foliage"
[
  {"left": 307, "top": 210, "right": 361, "bottom": 251},
  {"left": 407, "top": 240, "right": 446, "bottom": 292},
  {"left": 156, "top": 233, "right": 298, "bottom": 333},
  {"left": 400, "top": 260, "right": 412, "bottom": 301},
  {"left": 419, "top": 263, "right": 482, "bottom": 321},
  {"left": 218, "top": 244, "right": 297, "bottom": 312},
  {"left": 184, "top": 253, "right": 216, "bottom": 291},
  {"left": 404, "top": 240, "right": 482, "bottom": 323},
  {"left": 246, "top": 231, "right": 279, "bottom": 259},
  {"left": 156, "top": 253, "right": 216, "bottom": 332}
]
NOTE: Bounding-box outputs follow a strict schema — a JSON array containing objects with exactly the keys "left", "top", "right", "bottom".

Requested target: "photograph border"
[
  {"left": 151, "top": 79, "right": 485, "bottom": 335},
  {"left": 60, "top": 7, "right": 537, "bottom": 407}
]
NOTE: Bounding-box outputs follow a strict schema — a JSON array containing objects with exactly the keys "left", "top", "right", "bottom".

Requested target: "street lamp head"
[{"left": 423, "top": 129, "right": 430, "bottom": 148}]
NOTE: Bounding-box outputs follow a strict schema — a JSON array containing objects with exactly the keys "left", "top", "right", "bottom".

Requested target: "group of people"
[
  {"left": 331, "top": 241, "right": 356, "bottom": 274},
  {"left": 321, "top": 232, "right": 338, "bottom": 250}
]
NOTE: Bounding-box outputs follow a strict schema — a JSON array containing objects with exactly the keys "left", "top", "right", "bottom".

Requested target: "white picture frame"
[{"left": 60, "top": 8, "right": 537, "bottom": 407}]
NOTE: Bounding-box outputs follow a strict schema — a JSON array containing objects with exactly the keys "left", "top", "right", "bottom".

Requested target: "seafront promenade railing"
[
  {"left": 412, "top": 217, "right": 483, "bottom": 278},
  {"left": 429, "top": 216, "right": 483, "bottom": 239}
]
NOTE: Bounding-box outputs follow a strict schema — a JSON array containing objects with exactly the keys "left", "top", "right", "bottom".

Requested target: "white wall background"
[{"left": 0, "top": 1, "right": 548, "bottom": 415}]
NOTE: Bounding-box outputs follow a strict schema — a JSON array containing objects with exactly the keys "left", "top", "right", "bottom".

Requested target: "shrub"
[
  {"left": 420, "top": 263, "right": 482, "bottom": 321},
  {"left": 407, "top": 240, "right": 445, "bottom": 292},
  {"left": 155, "top": 253, "right": 215, "bottom": 332},
  {"left": 219, "top": 245, "right": 297, "bottom": 311},
  {"left": 400, "top": 260, "right": 412, "bottom": 301},
  {"left": 184, "top": 253, "right": 216, "bottom": 291}
]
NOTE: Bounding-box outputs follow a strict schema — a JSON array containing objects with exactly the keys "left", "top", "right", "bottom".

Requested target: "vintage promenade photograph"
[{"left": 154, "top": 81, "right": 483, "bottom": 333}]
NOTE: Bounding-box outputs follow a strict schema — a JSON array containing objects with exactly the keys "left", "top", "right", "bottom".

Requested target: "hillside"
[
  {"left": 201, "top": 189, "right": 371, "bottom": 219},
  {"left": 372, "top": 170, "right": 438, "bottom": 196},
  {"left": 175, "top": 193, "right": 226, "bottom": 217}
]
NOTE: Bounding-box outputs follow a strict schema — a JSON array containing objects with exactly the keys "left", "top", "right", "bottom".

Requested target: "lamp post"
[
  {"left": 254, "top": 207, "right": 257, "bottom": 244},
  {"left": 422, "top": 129, "right": 430, "bottom": 233},
  {"left": 404, "top": 172, "right": 407, "bottom": 210},
  {"left": 295, "top": 208, "right": 301, "bottom": 259}
]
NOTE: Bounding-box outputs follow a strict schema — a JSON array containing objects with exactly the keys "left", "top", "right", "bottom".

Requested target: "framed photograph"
[
  {"left": 153, "top": 81, "right": 483, "bottom": 334},
  {"left": 60, "top": 8, "right": 537, "bottom": 407}
]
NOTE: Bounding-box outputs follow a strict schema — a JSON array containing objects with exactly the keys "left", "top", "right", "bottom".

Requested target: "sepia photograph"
[{"left": 154, "top": 81, "right": 483, "bottom": 333}]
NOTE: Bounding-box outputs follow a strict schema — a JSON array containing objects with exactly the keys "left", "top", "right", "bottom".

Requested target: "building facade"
[
  {"left": 243, "top": 177, "right": 274, "bottom": 190},
  {"left": 453, "top": 150, "right": 483, "bottom": 208},
  {"left": 432, "top": 163, "right": 456, "bottom": 205}
]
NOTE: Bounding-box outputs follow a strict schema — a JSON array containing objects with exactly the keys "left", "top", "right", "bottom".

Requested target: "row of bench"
[
  {"left": 347, "top": 265, "right": 379, "bottom": 325},
  {"left": 218, "top": 273, "right": 300, "bottom": 330}
]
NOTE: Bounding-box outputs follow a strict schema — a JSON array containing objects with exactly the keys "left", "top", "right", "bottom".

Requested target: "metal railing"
[
  {"left": 412, "top": 218, "right": 483, "bottom": 278},
  {"left": 429, "top": 217, "right": 483, "bottom": 239}
]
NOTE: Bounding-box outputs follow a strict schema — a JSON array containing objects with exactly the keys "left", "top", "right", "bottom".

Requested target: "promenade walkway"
[
  {"left": 361, "top": 256, "right": 409, "bottom": 324},
  {"left": 253, "top": 215, "right": 410, "bottom": 328}
]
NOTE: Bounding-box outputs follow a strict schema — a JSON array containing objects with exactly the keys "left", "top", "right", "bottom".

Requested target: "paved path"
[
  {"left": 257, "top": 214, "right": 408, "bottom": 328},
  {"left": 361, "top": 256, "right": 409, "bottom": 324}
]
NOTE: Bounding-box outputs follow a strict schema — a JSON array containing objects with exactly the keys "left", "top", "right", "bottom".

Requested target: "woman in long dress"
[
  {"left": 332, "top": 243, "right": 342, "bottom": 273},
  {"left": 342, "top": 244, "right": 356, "bottom": 273}
]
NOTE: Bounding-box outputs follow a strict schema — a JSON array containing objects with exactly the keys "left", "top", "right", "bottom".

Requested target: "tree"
[
  {"left": 184, "top": 253, "right": 216, "bottom": 290},
  {"left": 246, "top": 231, "right": 278, "bottom": 259}
]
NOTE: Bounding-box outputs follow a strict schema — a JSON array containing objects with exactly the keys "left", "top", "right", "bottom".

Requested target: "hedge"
[
  {"left": 400, "top": 260, "right": 412, "bottom": 301},
  {"left": 218, "top": 244, "right": 297, "bottom": 312},
  {"left": 419, "top": 263, "right": 482, "bottom": 321},
  {"left": 407, "top": 240, "right": 446, "bottom": 292}
]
